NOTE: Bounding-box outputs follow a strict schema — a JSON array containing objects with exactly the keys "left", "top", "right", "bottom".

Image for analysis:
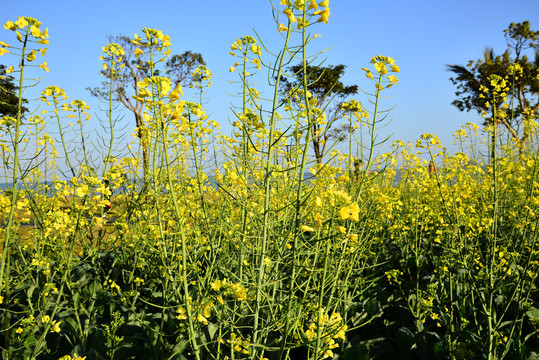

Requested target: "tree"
[
  {"left": 87, "top": 35, "right": 205, "bottom": 174},
  {"left": 280, "top": 63, "right": 358, "bottom": 163},
  {"left": 0, "top": 64, "right": 29, "bottom": 118},
  {"left": 447, "top": 21, "right": 539, "bottom": 156}
]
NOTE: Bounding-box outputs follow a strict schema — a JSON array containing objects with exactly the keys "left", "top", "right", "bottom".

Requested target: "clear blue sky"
[{"left": 2, "top": 0, "right": 539, "bottom": 158}]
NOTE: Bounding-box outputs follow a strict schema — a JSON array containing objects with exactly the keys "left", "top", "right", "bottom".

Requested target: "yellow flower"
[
  {"left": 41, "top": 315, "right": 50, "bottom": 324},
  {"left": 197, "top": 313, "right": 208, "bottom": 324},
  {"left": 0, "top": 48, "right": 10, "bottom": 56},
  {"left": 318, "top": 0, "right": 329, "bottom": 6},
  {"left": 294, "top": 0, "right": 305, "bottom": 9},
  {"left": 5, "top": 66, "right": 14, "bottom": 74},
  {"left": 339, "top": 202, "right": 359, "bottom": 221},
  {"left": 346, "top": 233, "right": 358, "bottom": 242},
  {"left": 4, "top": 21, "right": 17, "bottom": 31},
  {"left": 39, "top": 62, "right": 49, "bottom": 72},
  {"left": 16, "top": 327, "right": 23, "bottom": 334},
  {"left": 374, "top": 61, "right": 387, "bottom": 75},
  {"left": 14, "top": 17, "right": 29, "bottom": 29},
  {"left": 75, "top": 184, "right": 90, "bottom": 198},
  {"left": 176, "top": 307, "right": 188, "bottom": 320},
  {"left": 323, "top": 349, "right": 334, "bottom": 358},
  {"left": 211, "top": 279, "right": 222, "bottom": 291},
  {"left": 362, "top": 67, "right": 373, "bottom": 80},
  {"left": 27, "top": 50, "right": 37, "bottom": 62},
  {"left": 300, "top": 225, "right": 315, "bottom": 232},
  {"left": 51, "top": 320, "right": 61, "bottom": 333},
  {"left": 283, "top": 8, "right": 297, "bottom": 23},
  {"left": 134, "top": 48, "right": 144, "bottom": 58},
  {"left": 30, "top": 25, "right": 41, "bottom": 38},
  {"left": 308, "top": 0, "right": 318, "bottom": 9},
  {"left": 316, "top": 8, "right": 330, "bottom": 23},
  {"left": 388, "top": 75, "right": 398, "bottom": 85},
  {"left": 229, "top": 66, "right": 236, "bottom": 72}
]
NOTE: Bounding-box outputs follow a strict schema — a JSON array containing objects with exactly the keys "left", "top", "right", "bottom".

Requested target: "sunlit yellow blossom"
[
  {"left": 300, "top": 225, "right": 315, "bottom": 232},
  {"left": 5, "top": 66, "right": 14, "bottom": 74},
  {"left": 197, "top": 313, "right": 209, "bottom": 324},
  {"left": 134, "top": 48, "right": 144, "bottom": 58},
  {"left": 346, "top": 233, "right": 358, "bottom": 242},
  {"left": 283, "top": 8, "right": 297, "bottom": 23},
  {"left": 39, "top": 62, "right": 49, "bottom": 72},
  {"left": 30, "top": 25, "right": 41, "bottom": 37},
  {"left": 4, "top": 21, "right": 17, "bottom": 31},
  {"left": 75, "top": 185, "right": 90, "bottom": 198},
  {"left": 339, "top": 202, "right": 359, "bottom": 221},
  {"left": 315, "top": 8, "right": 330, "bottom": 23},
  {"left": 51, "top": 320, "right": 61, "bottom": 333},
  {"left": 14, "top": 17, "right": 29, "bottom": 29},
  {"left": 374, "top": 61, "right": 387, "bottom": 75},
  {"left": 362, "top": 67, "right": 373, "bottom": 80},
  {"left": 211, "top": 279, "right": 222, "bottom": 291},
  {"left": 323, "top": 350, "right": 334, "bottom": 358},
  {"left": 27, "top": 50, "right": 37, "bottom": 62},
  {"left": 176, "top": 307, "right": 188, "bottom": 320}
]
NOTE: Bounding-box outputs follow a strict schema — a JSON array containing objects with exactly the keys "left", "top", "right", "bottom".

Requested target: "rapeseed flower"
[
  {"left": 339, "top": 202, "right": 359, "bottom": 221},
  {"left": 300, "top": 224, "right": 315, "bottom": 232},
  {"left": 283, "top": 8, "right": 297, "bottom": 23}
]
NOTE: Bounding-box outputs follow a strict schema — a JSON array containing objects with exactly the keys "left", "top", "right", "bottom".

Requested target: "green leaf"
[{"left": 526, "top": 307, "right": 539, "bottom": 320}]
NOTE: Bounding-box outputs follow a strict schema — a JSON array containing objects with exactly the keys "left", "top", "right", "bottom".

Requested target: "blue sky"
[{"left": 2, "top": 0, "right": 539, "bottom": 159}]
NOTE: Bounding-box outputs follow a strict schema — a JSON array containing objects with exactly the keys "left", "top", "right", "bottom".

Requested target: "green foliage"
[
  {"left": 280, "top": 63, "right": 358, "bottom": 103},
  {"left": 447, "top": 21, "right": 539, "bottom": 154},
  {"left": 0, "top": 64, "right": 29, "bottom": 118},
  {"left": 280, "top": 63, "right": 359, "bottom": 162}
]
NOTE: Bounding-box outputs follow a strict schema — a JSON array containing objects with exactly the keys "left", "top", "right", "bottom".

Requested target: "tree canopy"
[
  {"left": 87, "top": 35, "right": 205, "bottom": 175},
  {"left": 279, "top": 63, "right": 358, "bottom": 162},
  {"left": 447, "top": 21, "right": 539, "bottom": 154},
  {"left": 0, "top": 64, "right": 29, "bottom": 118}
]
